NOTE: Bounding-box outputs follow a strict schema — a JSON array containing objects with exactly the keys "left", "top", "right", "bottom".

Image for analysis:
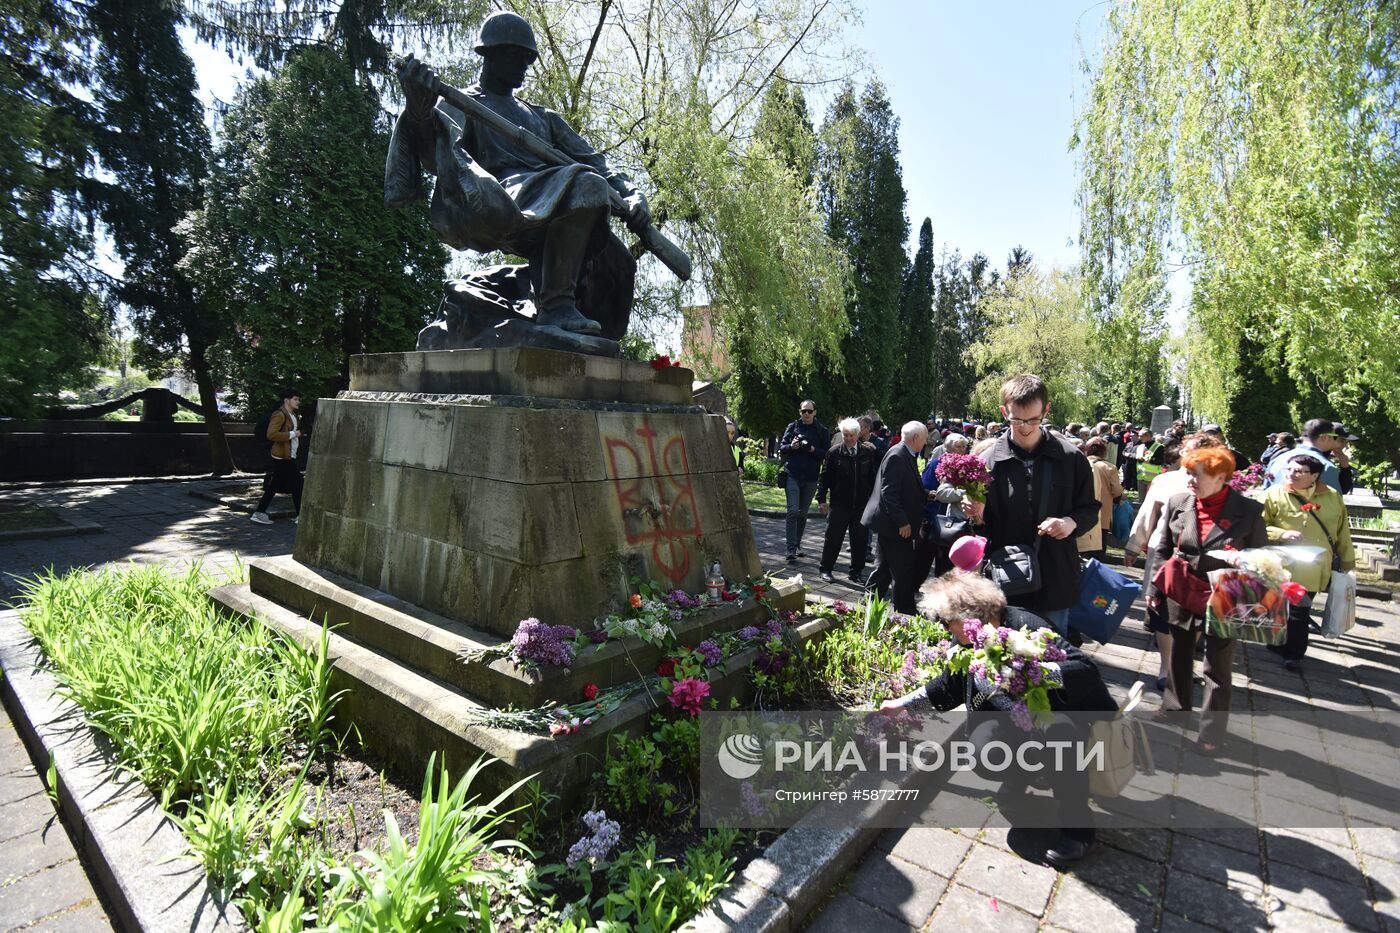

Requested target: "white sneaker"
[{"left": 250, "top": 511, "right": 273, "bottom": 525}]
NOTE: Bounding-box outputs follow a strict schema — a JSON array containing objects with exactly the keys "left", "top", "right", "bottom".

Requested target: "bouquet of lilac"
[
  {"left": 935, "top": 453, "right": 995, "bottom": 502},
  {"left": 510, "top": 617, "right": 578, "bottom": 668},
  {"left": 1227, "top": 462, "right": 1268, "bottom": 493},
  {"left": 938, "top": 619, "right": 1066, "bottom": 731}
]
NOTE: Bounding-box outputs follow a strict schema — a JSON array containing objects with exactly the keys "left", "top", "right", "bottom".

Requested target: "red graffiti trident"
[{"left": 603, "top": 422, "right": 703, "bottom": 582}]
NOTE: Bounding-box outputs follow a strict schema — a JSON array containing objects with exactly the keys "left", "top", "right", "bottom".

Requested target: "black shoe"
[
  {"left": 849, "top": 571, "right": 866, "bottom": 586},
  {"left": 1283, "top": 659, "right": 1302, "bottom": 673},
  {"left": 1307, "top": 621, "right": 1322, "bottom": 633},
  {"left": 1155, "top": 676, "right": 1168, "bottom": 692},
  {"left": 1045, "top": 831, "right": 1095, "bottom": 868},
  {"left": 819, "top": 571, "right": 834, "bottom": 583},
  {"left": 785, "top": 553, "right": 797, "bottom": 563}
]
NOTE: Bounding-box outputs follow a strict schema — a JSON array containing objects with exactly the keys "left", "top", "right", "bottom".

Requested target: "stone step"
[
  {"left": 208, "top": 580, "right": 836, "bottom": 809},
  {"left": 245, "top": 554, "right": 804, "bottom": 710}
]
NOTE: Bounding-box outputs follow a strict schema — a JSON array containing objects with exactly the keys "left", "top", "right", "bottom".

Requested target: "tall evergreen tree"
[
  {"left": 89, "top": 0, "right": 234, "bottom": 471},
  {"left": 180, "top": 45, "right": 448, "bottom": 410},
  {"left": 890, "top": 218, "right": 935, "bottom": 422},
  {"left": 0, "top": 1, "right": 107, "bottom": 416},
  {"left": 816, "top": 81, "right": 909, "bottom": 420}
]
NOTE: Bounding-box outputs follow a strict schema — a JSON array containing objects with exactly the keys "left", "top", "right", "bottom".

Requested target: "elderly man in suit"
[{"left": 862, "top": 421, "right": 931, "bottom": 614}]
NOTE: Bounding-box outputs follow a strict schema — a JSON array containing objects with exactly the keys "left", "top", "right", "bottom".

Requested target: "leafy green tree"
[
  {"left": 1076, "top": 0, "right": 1400, "bottom": 464},
  {"left": 0, "top": 0, "right": 108, "bottom": 416},
  {"left": 970, "top": 262, "right": 1094, "bottom": 422},
  {"left": 180, "top": 45, "right": 448, "bottom": 410},
  {"left": 890, "top": 218, "right": 935, "bottom": 422},
  {"left": 88, "top": 0, "right": 235, "bottom": 471},
  {"left": 726, "top": 78, "right": 847, "bottom": 440},
  {"left": 816, "top": 81, "right": 909, "bottom": 420}
]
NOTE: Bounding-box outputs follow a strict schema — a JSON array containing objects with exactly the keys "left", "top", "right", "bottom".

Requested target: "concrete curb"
[
  {"left": 0, "top": 472, "right": 260, "bottom": 492},
  {"left": 0, "top": 609, "right": 249, "bottom": 933},
  {"left": 0, "top": 518, "right": 104, "bottom": 543}
]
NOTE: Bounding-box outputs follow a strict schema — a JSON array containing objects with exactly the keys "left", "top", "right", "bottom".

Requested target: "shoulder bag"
[
  {"left": 1148, "top": 496, "right": 1210, "bottom": 617},
  {"left": 985, "top": 458, "right": 1054, "bottom": 596}
]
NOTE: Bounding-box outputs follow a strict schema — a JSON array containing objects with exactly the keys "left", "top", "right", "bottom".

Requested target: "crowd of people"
[
  {"left": 753, "top": 383, "right": 1361, "bottom": 661},
  {"left": 735, "top": 373, "right": 1364, "bottom": 865}
]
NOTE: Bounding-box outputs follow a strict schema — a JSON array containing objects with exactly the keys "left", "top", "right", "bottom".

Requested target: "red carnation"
[
  {"left": 752, "top": 584, "right": 767, "bottom": 600},
  {"left": 721, "top": 590, "right": 737, "bottom": 602},
  {"left": 655, "top": 657, "right": 676, "bottom": 677},
  {"left": 582, "top": 682, "right": 599, "bottom": 701},
  {"left": 1300, "top": 502, "right": 1320, "bottom": 512},
  {"left": 650, "top": 355, "right": 671, "bottom": 369}
]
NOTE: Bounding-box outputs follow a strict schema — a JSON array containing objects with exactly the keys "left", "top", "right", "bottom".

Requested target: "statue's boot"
[{"left": 536, "top": 208, "right": 604, "bottom": 336}]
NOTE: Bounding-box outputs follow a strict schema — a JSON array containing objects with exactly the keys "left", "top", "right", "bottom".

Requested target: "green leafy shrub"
[{"left": 18, "top": 562, "right": 335, "bottom": 801}]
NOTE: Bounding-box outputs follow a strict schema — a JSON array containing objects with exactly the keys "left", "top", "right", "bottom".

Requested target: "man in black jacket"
[
  {"left": 816, "top": 418, "right": 877, "bottom": 584},
  {"left": 861, "top": 421, "right": 930, "bottom": 613},
  {"left": 961, "top": 374, "right": 1099, "bottom": 637},
  {"left": 779, "top": 400, "right": 831, "bottom": 561}
]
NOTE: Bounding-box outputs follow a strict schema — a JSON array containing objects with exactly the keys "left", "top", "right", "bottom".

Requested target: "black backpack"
[{"left": 253, "top": 409, "right": 275, "bottom": 453}]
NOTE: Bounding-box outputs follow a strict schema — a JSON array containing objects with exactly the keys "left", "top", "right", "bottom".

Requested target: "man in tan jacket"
[{"left": 251, "top": 388, "right": 304, "bottom": 525}]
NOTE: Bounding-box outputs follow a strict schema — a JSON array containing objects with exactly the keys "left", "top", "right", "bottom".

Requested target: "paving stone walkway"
[
  {"left": 761, "top": 515, "right": 1400, "bottom": 932},
  {"left": 0, "top": 478, "right": 294, "bottom": 931},
  {"left": 0, "top": 480, "right": 1396, "bottom": 932},
  {"left": 0, "top": 698, "right": 113, "bottom": 932}
]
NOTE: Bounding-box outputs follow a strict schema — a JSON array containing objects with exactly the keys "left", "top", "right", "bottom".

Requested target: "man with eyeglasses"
[
  {"left": 960, "top": 374, "right": 1099, "bottom": 637},
  {"left": 1264, "top": 418, "right": 1348, "bottom": 492},
  {"left": 779, "top": 400, "right": 831, "bottom": 562}
]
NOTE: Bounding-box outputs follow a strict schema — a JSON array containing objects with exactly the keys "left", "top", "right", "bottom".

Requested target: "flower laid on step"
[
  {"left": 582, "top": 682, "right": 599, "bottom": 701},
  {"left": 510, "top": 618, "right": 577, "bottom": 668},
  {"left": 696, "top": 639, "right": 724, "bottom": 667},
  {"left": 629, "top": 593, "right": 644, "bottom": 608},
  {"left": 566, "top": 809, "right": 621, "bottom": 868},
  {"left": 548, "top": 707, "right": 593, "bottom": 736},
  {"left": 655, "top": 656, "right": 677, "bottom": 677},
  {"left": 668, "top": 676, "right": 710, "bottom": 716}
]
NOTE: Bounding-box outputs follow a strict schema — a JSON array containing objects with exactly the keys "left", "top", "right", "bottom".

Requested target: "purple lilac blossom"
[
  {"left": 696, "top": 639, "right": 724, "bottom": 667},
  {"left": 511, "top": 618, "right": 576, "bottom": 667},
  {"left": 565, "top": 809, "right": 621, "bottom": 867},
  {"left": 1010, "top": 700, "right": 1034, "bottom": 731},
  {"left": 740, "top": 783, "right": 765, "bottom": 818},
  {"left": 737, "top": 625, "right": 762, "bottom": 642},
  {"left": 832, "top": 600, "right": 851, "bottom": 615},
  {"left": 755, "top": 649, "right": 790, "bottom": 674}
]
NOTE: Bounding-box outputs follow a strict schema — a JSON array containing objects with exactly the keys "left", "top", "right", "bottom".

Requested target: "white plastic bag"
[{"left": 1320, "top": 571, "right": 1356, "bottom": 638}]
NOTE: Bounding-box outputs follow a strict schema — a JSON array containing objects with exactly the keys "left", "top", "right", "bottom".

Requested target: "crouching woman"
[{"left": 880, "top": 572, "right": 1117, "bottom": 867}]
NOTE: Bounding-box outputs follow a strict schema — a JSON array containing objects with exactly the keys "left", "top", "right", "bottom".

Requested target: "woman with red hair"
[{"left": 1148, "top": 445, "right": 1267, "bottom": 752}]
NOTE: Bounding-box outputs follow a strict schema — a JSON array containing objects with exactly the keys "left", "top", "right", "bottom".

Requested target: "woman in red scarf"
[{"left": 1148, "top": 446, "right": 1267, "bottom": 752}]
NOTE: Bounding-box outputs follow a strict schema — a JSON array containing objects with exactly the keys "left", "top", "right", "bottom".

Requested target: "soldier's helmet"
[{"left": 474, "top": 11, "right": 538, "bottom": 56}]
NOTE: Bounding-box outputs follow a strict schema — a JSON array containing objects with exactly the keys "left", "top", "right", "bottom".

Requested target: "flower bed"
[{"left": 19, "top": 563, "right": 1063, "bottom": 930}]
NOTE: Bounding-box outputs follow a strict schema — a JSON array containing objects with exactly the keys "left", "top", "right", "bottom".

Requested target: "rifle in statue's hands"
[{"left": 396, "top": 55, "right": 693, "bottom": 282}]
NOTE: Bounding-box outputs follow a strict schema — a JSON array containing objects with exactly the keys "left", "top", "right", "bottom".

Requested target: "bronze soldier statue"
[{"left": 388, "top": 12, "right": 685, "bottom": 351}]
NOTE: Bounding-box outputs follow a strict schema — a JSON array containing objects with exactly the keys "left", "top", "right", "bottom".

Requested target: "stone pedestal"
[
  {"left": 209, "top": 347, "right": 791, "bottom": 806},
  {"left": 292, "top": 347, "right": 761, "bottom": 637}
]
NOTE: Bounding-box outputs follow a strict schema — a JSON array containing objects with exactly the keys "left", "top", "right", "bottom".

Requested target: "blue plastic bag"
[
  {"left": 1069, "top": 559, "right": 1141, "bottom": 644},
  {"left": 1111, "top": 500, "right": 1134, "bottom": 542}
]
